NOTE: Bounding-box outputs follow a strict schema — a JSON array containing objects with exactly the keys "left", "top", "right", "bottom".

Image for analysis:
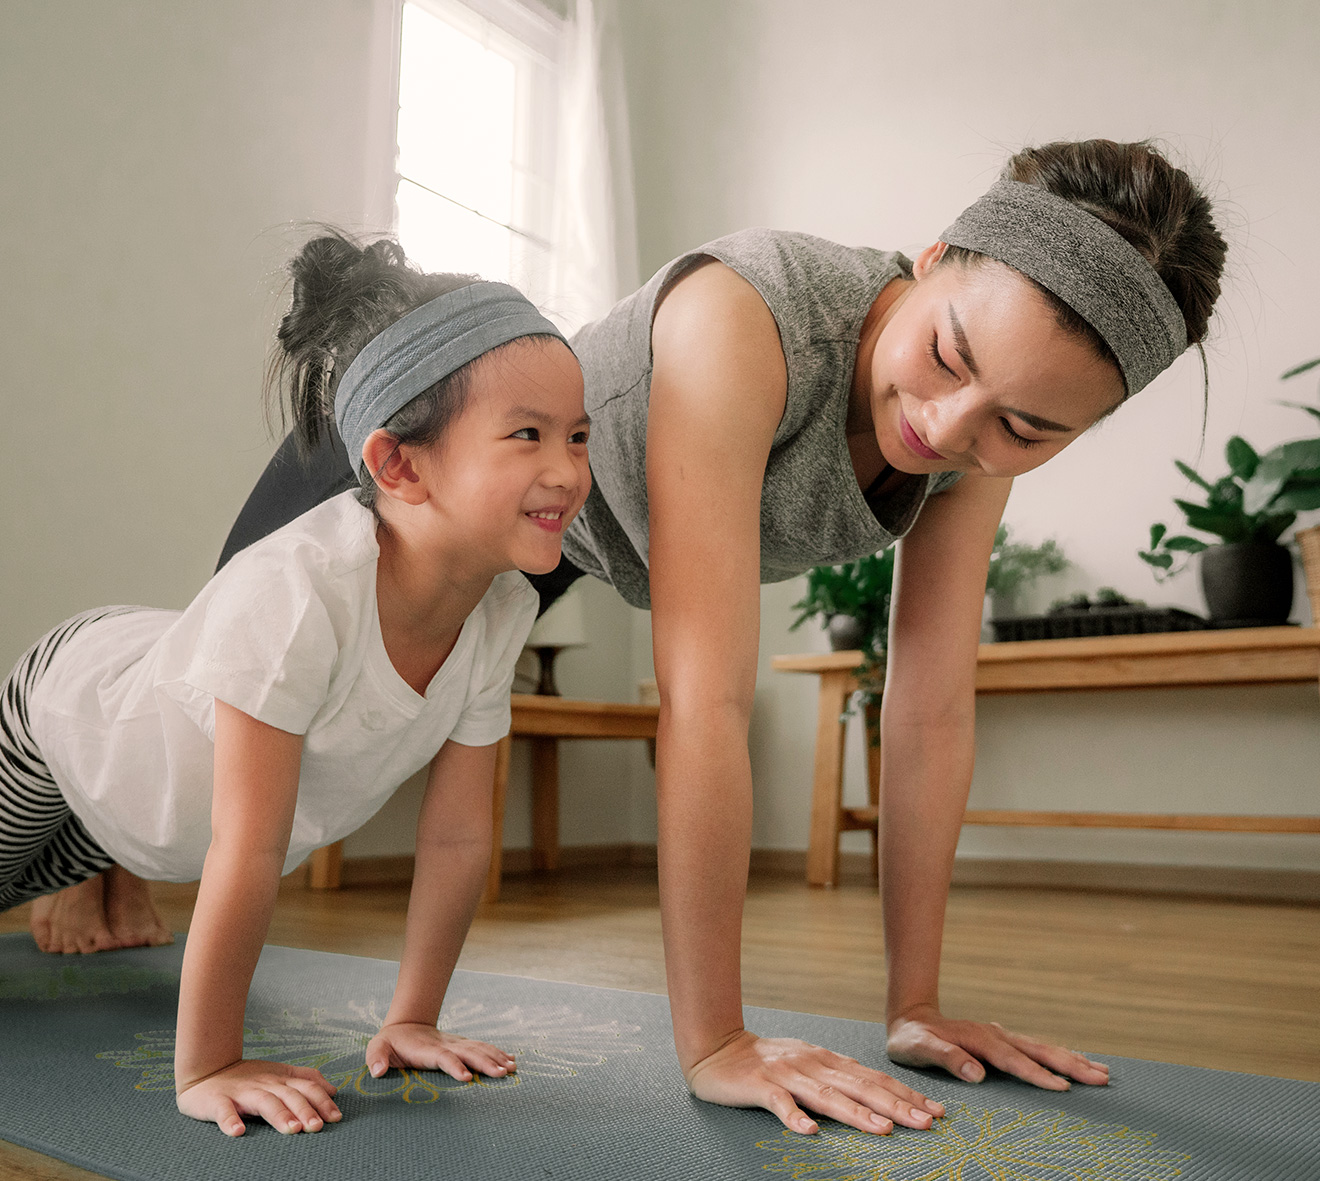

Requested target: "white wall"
[{"left": 614, "top": 0, "right": 1320, "bottom": 870}]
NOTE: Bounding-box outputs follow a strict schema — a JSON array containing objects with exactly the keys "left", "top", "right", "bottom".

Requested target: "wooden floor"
[{"left": 3, "top": 866, "right": 1318, "bottom": 1180}]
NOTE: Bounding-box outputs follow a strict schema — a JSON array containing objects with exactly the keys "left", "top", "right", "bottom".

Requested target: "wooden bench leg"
[
  {"left": 308, "top": 841, "right": 343, "bottom": 889},
  {"left": 864, "top": 701, "right": 882, "bottom": 884},
  {"left": 806, "top": 669, "right": 853, "bottom": 888},
  {"left": 531, "top": 736, "right": 560, "bottom": 871},
  {"left": 484, "top": 734, "right": 513, "bottom": 903}
]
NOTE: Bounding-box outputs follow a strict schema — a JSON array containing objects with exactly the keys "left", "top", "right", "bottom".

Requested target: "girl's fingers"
[
  {"left": 274, "top": 1084, "right": 325, "bottom": 1132},
  {"left": 288, "top": 1065, "right": 338, "bottom": 1095},
  {"left": 214, "top": 1098, "right": 245, "bottom": 1138},
  {"left": 254, "top": 1093, "right": 302, "bottom": 1135},
  {"left": 287, "top": 1077, "right": 343, "bottom": 1123},
  {"left": 435, "top": 1051, "right": 474, "bottom": 1082}
]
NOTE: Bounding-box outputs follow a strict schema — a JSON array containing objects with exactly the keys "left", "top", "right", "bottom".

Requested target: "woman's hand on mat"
[
  {"left": 365, "top": 1022, "right": 517, "bottom": 1082},
  {"left": 175, "top": 1059, "right": 342, "bottom": 1137},
  {"left": 684, "top": 1029, "right": 945, "bottom": 1136},
  {"left": 885, "top": 1004, "right": 1110, "bottom": 1090}
]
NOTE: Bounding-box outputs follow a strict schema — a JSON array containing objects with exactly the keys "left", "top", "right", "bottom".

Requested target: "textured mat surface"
[{"left": 1, "top": 932, "right": 1317, "bottom": 1180}]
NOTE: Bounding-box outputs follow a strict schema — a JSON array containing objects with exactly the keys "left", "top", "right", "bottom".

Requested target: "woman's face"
[{"left": 868, "top": 244, "right": 1126, "bottom": 479}]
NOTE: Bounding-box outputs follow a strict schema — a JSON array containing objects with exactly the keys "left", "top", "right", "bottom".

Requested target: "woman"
[{"left": 41, "top": 139, "right": 1226, "bottom": 1138}]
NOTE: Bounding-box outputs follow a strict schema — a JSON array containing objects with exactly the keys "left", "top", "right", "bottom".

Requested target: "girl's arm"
[
  {"left": 175, "top": 699, "right": 343, "bottom": 1136},
  {"left": 363, "top": 739, "right": 515, "bottom": 1082},
  {"left": 646, "top": 261, "right": 942, "bottom": 1136},
  {"left": 880, "top": 474, "right": 1109, "bottom": 1089}
]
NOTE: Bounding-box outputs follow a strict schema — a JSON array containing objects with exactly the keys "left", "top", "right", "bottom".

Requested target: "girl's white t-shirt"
[{"left": 30, "top": 492, "right": 539, "bottom": 882}]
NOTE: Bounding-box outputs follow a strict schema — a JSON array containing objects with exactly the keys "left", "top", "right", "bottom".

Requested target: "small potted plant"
[
  {"left": 1139, "top": 428, "right": 1320, "bottom": 625},
  {"left": 984, "top": 524, "right": 1069, "bottom": 619},
  {"left": 790, "top": 550, "right": 895, "bottom": 655}
]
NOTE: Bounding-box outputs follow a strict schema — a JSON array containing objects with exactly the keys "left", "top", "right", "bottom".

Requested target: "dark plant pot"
[
  {"left": 827, "top": 614, "right": 866, "bottom": 651},
  {"left": 1199, "top": 541, "right": 1294, "bottom": 626}
]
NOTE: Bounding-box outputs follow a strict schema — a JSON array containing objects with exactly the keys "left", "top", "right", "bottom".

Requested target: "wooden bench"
[
  {"left": 772, "top": 626, "right": 1320, "bottom": 887},
  {"left": 307, "top": 694, "right": 660, "bottom": 900}
]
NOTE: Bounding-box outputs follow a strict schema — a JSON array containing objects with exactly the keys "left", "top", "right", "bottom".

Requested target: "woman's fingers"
[
  {"left": 763, "top": 1086, "right": 818, "bottom": 1135},
  {"left": 993, "top": 1027, "right": 1109, "bottom": 1086},
  {"left": 887, "top": 1022, "right": 985, "bottom": 1083}
]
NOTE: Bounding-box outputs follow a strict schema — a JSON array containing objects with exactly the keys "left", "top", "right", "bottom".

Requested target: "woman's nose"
[{"left": 919, "top": 394, "right": 975, "bottom": 457}]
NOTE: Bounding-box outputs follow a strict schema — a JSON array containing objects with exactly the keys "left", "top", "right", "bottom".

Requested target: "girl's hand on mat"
[
  {"left": 885, "top": 1005, "right": 1110, "bottom": 1090},
  {"left": 365, "top": 1023, "right": 517, "bottom": 1082},
  {"left": 175, "top": 1059, "right": 342, "bottom": 1137},
  {"left": 684, "top": 1030, "right": 945, "bottom": 1136}
]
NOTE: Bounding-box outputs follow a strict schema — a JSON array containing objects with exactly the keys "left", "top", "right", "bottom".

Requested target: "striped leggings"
[{"left": 0, "top": 609, "right": 133, "bottom": 912}]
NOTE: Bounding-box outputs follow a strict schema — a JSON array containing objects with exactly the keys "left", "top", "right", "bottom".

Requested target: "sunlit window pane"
[
  {"left": 396, "top": 177, "right": 512, "bottom": 280},
  {"left": 397, "top": 4, "right": 516, "bottom": 226}
]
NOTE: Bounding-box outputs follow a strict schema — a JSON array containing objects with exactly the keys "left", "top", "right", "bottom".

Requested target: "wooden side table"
[
  {"left": 306, "top": 694, "right": 660, "bottom": 901},
  {"left": 773, "top": 626, "right": 1320, "bottom": 888}
]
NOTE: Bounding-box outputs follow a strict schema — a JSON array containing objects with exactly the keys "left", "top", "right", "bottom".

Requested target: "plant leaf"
[
  {"left": 1208, "top": 476, "right": 1244, "bottom": 509},
  {"left": 1225, "top": 436, "right": 1259, "bottom": 481},
  {"left": 1282, "top": 357, "right": 1320, "bottom": 379},
  {"left": 1174, "top": 459, "right": 1213, "bottom": 492},
  {"left": 1138, "top": 550, "right": 1174, "bottom": 569},
  {"left": 1148, "top": 522, "right": 1167, "bottom": 549},
  {"left": 1174, "top": 499, "right": 1250, "bottom": 542},
  {"left": 1270, "top": 483, "right": 1320, "bottom": 513},
  {"left": 1162, "top": 535, "right": 1209, "bottom": 553},
  {"left": 1255, "top": 512, "right": 1298, "bottom": 543}
]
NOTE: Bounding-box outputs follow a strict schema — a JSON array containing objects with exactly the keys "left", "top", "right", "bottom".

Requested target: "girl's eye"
[
  {"left": 927, "top": 331, "right": 955, "bottom": 376},
  {"left": 511, "top": 427, "right": 540, "bottom": 442},
  {"left": 1000, "top": 417, "right": 1045, "bottom": 450},
  {"left": 570, "top": 430, "right": 589, "bottom": 445}
]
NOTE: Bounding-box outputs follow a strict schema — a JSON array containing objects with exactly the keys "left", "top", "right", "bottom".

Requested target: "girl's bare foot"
[
  {"left": 30, "top": 874, "right": 119, "bottom": 954},
  {"left": 104, "top": 864, "right": 173, "bottom": 948},
  {"left": 29, "top": 866, "right": 172, "bottom": 954}
]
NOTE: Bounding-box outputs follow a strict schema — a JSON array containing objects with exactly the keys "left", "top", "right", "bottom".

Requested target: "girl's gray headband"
[
  {"left": 939, "top": 179, "right": 1187, "bottom": 397},
  {"left": 334, "top": 281, "right": 568, "bottom": 466}
]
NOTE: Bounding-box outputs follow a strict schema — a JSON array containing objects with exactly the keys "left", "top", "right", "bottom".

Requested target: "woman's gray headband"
[
  {"left": 334, "top": 281, "right": 568, "bottom": 467},
  {"left": 940, "top": 179, "right": 1187, "bottom": 397}
]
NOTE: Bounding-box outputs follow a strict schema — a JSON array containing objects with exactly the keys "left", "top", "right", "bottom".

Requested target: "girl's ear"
[
  {"left": 912, "top": 240, "right": 949, "bottom": 279},
  {"left": 362, "top": 429, "right": 427, "bottom": 505}
]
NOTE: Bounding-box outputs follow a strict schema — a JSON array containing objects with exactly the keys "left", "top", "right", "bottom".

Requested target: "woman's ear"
[
  {"left": 361, "top": 429, "right": 427, "bottom": 505},
  {"left": 912, "top": 240, "right": 949, "bottom": 279}
]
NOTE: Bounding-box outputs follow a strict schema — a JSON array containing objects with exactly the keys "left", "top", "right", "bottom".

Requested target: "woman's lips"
[{"left": 899, "top": 414, "right": 944, "bottom": 460}]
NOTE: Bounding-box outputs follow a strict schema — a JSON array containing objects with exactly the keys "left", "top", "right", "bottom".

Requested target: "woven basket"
[{"left": 1298, "top": 524, "right": 1320, "bottom": 626}]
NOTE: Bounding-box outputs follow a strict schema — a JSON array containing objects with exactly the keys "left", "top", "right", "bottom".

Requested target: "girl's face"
[
  {"left": 407, "top": 338, "right": 590, "bottom": 577},
  {"left": 868, "top": 244, "right": 1127, "bottom": 479}
]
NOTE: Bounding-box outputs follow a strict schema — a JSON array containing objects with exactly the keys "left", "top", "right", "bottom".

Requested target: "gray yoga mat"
[{"left": 1, "top": 932, "right": 1317, "bottom": 1180}]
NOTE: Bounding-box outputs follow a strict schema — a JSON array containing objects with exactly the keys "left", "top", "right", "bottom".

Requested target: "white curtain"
[{"left": 546, "top": 0, "right": 639, "bottom": 334}]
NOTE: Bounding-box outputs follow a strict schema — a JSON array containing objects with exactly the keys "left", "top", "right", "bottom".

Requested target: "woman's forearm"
[
  {"left": 655, "top": 702, "right": 754, "bottom": 1071},
  {"left": 879, "top": 714, "right": 975, "bottom": 1020}
]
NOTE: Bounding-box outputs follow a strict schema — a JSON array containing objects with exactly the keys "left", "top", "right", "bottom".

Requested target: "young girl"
[{"left": 1, "top": 233, "right": 592, "bottom": 1136}]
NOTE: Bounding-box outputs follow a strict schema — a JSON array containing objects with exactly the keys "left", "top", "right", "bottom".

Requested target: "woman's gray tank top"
[{"left": 561, "top": 228, "right": 962, "bottom": 610}]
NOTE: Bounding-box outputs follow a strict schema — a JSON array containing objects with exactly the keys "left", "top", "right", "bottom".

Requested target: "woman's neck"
[
  {"left": 374, "top": 515, "right": 494, "bottom": 696},
  {"left": 846, "top": 276, "right": 913, "bottom": 492}
]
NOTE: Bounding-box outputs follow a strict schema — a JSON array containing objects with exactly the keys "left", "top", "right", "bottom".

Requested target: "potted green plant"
[
  {"left": 1281, "top": 358, "right": 1320, "bottom": 622},
  {"left": 790, "top": 550, "right": 895, "bottom": 655},
  {"left": 1139, "top": 425, "right": 1320, "bottom": 624},
  {"left": 984, "top": 525, "right": 1069, "bottom": 618}
]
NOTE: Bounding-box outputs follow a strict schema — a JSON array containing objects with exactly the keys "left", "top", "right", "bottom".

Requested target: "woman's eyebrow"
[
  {"left": 947, "top": 304, "right": 1075, "bottom": 433},
  {"left": 1008, "top": 408, "right": 1075, "bottom": 433},
  {"left": 947, "top": 304, "right": 981, "bottom": 379}
]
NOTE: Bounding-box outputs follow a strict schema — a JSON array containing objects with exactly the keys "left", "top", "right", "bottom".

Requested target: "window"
[{"left": 394, "top": 0, "right": 560, "bottom": 304}]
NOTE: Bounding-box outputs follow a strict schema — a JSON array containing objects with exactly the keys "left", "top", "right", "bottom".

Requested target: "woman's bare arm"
[
  {"left": 880, "top": 474, "right": 1109, "bottom": 1088},
  {"left": 647, "top": 261, "right": 942, "bottom": 1135}
]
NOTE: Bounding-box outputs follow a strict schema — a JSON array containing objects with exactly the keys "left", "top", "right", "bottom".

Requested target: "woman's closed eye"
[
  {"left": 927, "top": 331, "right": 955, "bottom": 377},
  {"left": 1000, "top": 418, "right": 1045, "bottom": 450}
]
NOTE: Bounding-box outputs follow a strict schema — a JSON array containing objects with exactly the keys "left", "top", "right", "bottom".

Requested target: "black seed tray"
[{"left": 990, "top": 606, "right": 1209, "bottom": 642}]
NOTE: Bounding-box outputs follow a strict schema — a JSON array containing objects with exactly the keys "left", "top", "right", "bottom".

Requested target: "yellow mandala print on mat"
[
  {"left": 97, "top": 1000, "right": 642, "bottom": 1102},
  {"left": 756, "top": 1103, "right": 1188, "bottom": 1180}
]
